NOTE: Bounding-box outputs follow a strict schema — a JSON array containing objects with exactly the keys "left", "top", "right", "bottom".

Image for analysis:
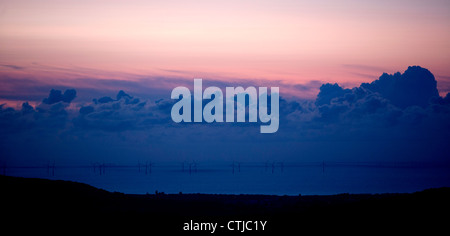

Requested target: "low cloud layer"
[{"left": 1, "top": 66, "right": 449, "bottom": 165}]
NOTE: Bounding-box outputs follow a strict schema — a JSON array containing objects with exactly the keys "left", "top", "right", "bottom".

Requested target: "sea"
[{"left": 3, "top": 162, "right": 450, "bottom": 195}]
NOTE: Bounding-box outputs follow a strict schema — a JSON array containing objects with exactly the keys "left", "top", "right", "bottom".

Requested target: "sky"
[
  {"left": 1, "top": 0, "right": 450, "bottom": 104},
  {"left": 1, "top": 1, "right": 450, "bottom": 168}
]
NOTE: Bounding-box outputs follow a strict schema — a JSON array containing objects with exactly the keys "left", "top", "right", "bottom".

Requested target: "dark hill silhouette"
[{"left": 1, "top": 175, "right": 449, "bottom": 234}]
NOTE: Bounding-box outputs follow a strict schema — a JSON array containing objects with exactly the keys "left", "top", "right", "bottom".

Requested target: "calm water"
[{"left": 3, "top": 162, "right": 450, "bottom": 195}]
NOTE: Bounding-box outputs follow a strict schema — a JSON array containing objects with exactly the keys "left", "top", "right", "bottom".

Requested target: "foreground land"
[{"left": 1, "top": 175, "right": 449, "bottom": 234}]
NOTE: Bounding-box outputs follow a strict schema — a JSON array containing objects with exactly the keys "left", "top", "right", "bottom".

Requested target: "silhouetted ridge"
[{"left": 2, "top": 175, "right": 450, "bottom": 234}]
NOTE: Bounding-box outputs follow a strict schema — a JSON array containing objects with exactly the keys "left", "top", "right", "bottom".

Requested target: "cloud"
[
  {"left": 1, "top": 64, "right": 25, "bottom": 70},
  {"left": 318, "top": 66, "right": 440, "bottom": 109},
  {"left": 342, "top": 64, "right": 389, "bottom": 81},
  {"left": 436, "top": 75, "right": 450, "bottom": 96},
  {"left": 0, "top": 71, "right": 324, "bottom": 106},
  {"left": 276, "top": 66, "right": 450, "bottom": 158},
  {"left": 0, "top": 66, "right": 449, "bottom": 164},
  {"left": 360, "top": 66, "right": 439, "bottom": 108},
  {"left": 292, "top": 80, "right": 322, "bottom": 92},
  {"left": 42, "top": 89, "right": 77, "bottom": 104},
  {"left": 347, "top": 71, "right": 379, "bottom": 80},
  {"left": 74, "top": 90, "right": 172, "bottom": 132},
  {"left": 315, "top": 83, "right": 351, "bottom": 106},
  {"left": 311, "top": 66, "right": 443, "bottom": 130}
]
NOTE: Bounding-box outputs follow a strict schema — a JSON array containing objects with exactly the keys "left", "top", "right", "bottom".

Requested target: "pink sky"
[{"left": 1, "top": 0, "right": 450, "bottom": 99}]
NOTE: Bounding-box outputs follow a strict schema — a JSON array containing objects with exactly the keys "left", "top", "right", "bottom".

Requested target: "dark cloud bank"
[{"left": 1, "top": 66, "right": 449, "bottom": 165}]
